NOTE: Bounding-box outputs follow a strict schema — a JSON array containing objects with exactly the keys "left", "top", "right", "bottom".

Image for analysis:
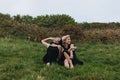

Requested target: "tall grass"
[{"left": 0, "top": 38, "right": 120, "bottom": 80}]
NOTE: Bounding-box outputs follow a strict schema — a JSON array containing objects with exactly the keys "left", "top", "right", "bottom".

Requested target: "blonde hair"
[{"left": 63, "top": 36, "right": 70, "bottom": 44}]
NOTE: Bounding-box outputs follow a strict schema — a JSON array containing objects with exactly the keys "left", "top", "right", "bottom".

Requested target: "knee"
[
  {"left": 64, "top": 59, "right": 68, "bottom": 63},
  {"left": 64, "top": 59, "right": 69, "bottom": 68}
]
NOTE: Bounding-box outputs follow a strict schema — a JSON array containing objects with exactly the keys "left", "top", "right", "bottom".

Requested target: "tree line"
[{"left": 0, "top": 13, "right": 120, "bottom": 44}]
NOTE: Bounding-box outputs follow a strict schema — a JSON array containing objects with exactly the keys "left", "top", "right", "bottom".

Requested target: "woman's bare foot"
[
  {"left": 70, "top": 65, "right": 74, "bottom": 69},
  {"left": 46, "top": 62, "right": 50, "bottom": 66}
]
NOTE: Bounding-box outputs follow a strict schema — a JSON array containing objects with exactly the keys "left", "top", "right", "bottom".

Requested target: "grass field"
[{"left": 0, "top": 38, "right": 120, "bottom": 80}]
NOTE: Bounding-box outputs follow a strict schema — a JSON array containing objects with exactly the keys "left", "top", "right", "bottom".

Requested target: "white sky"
[{"left": 0, "top": 0, "right": 120, "bottom": 22}]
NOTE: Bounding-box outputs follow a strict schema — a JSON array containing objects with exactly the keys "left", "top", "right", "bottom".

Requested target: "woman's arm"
[
  {"left": 41, "top": 37, "right": 54, "bottom": 48},
  {"left": 62, "top": 35, "right": 70, "bottom": 41},
  {"left": 69, "top": 44, "right": 77, "bottom": 59},
  {"left": 69, "top": 44, "right": 77, "bottom": 52},
  {"left": 58, "top": 35, "right": 70, "bottom": 47},
  {"left": 70, "top": 50, "right": 73, "bottom": 59},
  {"left": 64, "top": 52, "right": 71, "bottom": 61}
]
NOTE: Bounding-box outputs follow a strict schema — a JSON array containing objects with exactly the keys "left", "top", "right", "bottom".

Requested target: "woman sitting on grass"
[
  {"left": 41, "top": 37, "right": 61, "bottom": 66},
  {"left": 41, "top": 35, "right": 69, "bottom": 66},
  {"left": 58, "top": 35, "right": 83, "bottom": 68}
]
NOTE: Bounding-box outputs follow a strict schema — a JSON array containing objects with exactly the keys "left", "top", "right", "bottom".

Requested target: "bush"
[
  {"left": 33, "top": 14, "right": 76, "bottom": 27},
  {"left": 61, "top": 25, "right": 84, "bottom": 41},
  {"left": 10, "top": 23, "right": 48, "bottom": 42},
  {"left": 83, "top": 29, "right": 120, "bottom": 44}
]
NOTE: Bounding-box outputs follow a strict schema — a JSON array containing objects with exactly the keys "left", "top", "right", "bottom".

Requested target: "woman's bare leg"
[
  {"left": 64, "top": 59, "right": 69, "bottom": 68},
  {"left": 69, "top": 60, "right": 74, "bottom": 68}
]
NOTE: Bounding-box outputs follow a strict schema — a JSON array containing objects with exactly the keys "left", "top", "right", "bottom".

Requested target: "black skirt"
[{"left": 43, "top": 46, "right": 59, "bottom": 64}]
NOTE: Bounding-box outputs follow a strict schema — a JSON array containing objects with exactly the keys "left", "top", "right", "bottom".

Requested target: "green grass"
[{"left": 0, "top": 38, "right": 120, "bottom": 80}]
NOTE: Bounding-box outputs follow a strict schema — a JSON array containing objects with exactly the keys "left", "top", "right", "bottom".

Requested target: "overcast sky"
[{"left": 0, "top": 0, "right": 120, "bottom": 22}]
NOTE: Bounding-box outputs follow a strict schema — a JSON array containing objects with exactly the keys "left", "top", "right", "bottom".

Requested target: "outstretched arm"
[{"left": 41, "top": 37, "right": 54, "bottom": 48}]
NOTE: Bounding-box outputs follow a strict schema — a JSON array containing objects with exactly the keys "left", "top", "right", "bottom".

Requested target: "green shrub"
[{"left": 33, "top": 14, "right": 76, "bottom": 27}]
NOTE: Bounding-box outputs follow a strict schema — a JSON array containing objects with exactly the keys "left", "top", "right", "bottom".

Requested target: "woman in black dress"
[
  {"left": 41, "top": 37, "right": 61, "bottom": 66},
  {"left": 41, "top": 35, "right": 69, "bottom": 66},
  {"left": 58, "top": 36, "right": 83, "bottom": 68}
]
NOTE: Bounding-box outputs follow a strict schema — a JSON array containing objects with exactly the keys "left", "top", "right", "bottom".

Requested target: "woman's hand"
[
  {"left": 62, "top": 35, "right": 70, "bottom": 41},
  {"left": 69, "top": 44, "right": 77, "bottom": 51},
  {"left": 69, "top": 56, "right": 73, "bottom": 59}
]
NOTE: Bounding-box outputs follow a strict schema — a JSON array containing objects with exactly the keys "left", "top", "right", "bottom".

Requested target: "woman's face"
[
  {"left": 65, "top": 37, "right": 71, "bottom": 44},
  {"left": 54, "top": 37, "right": 61, "bottom": 44}
]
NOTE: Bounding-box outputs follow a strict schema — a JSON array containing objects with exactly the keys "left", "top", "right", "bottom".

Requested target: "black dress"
[
  {"left": 58, "top": 44, "right": 83, "bottom": 65},
  {"left": 43, "top": 46, "right": 59, "bottom": 64}
]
